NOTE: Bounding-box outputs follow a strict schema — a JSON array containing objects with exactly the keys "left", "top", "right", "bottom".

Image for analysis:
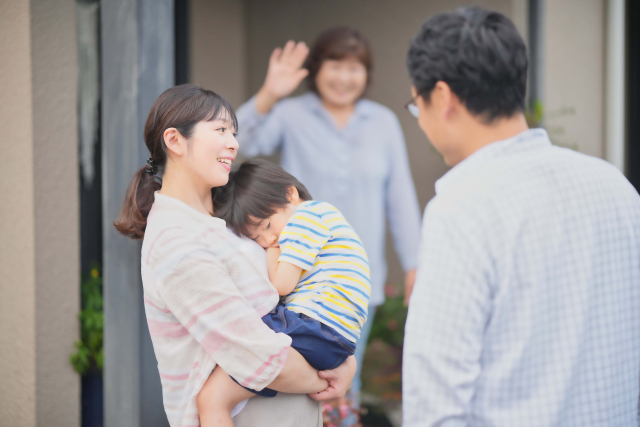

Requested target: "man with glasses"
[{"left": 402, "top": 7, "right": 640, "bottom": 426}]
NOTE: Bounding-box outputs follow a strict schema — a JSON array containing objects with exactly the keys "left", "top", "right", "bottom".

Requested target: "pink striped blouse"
[{"left": 141, "top": 193, "right": 292, "bottom": 427}]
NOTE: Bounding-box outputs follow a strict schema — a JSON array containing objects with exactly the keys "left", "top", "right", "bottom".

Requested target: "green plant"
[
  {"left": 367, "top": 293, "right": 407, "bottom": 348},
  {"left": 70, "top": 264, "right": 104, "bottom": 375},
  {"left": 360, "top": 285, "right": 408, "bottom": 407},
  {"left": 526, "top": 100, "right": 579, "bottom": 151}
]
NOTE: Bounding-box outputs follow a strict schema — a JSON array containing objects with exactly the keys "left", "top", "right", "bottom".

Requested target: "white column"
[
  {"left": 101, "top": 0, "right": 173, "bottom": 426},
  {"left": 605, "top": 0, "right": 626, "bottom": 173}
]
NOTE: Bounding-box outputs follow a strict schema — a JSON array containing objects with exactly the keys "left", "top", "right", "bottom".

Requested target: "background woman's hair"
[
  {"left": 114, "top": 84, "right": 238, "bottom": 239},
  {"left": 305, "top": 26, "right": 373, "bottom": 95},
  {"left": 213, "top": 159, "right": 312, "bottom": 237},
  {"left": 407, "top": 7, "right": 528, "bottom": 124}
]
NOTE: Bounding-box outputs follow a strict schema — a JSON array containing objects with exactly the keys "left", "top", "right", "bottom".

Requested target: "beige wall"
[
  {"left": 543, "top": 0, "right": 606, "bottom": 157},
  {"left": 0, "top": 0, "right": 37, "bottom": 424},
  {"left": 0, "top": 0, "right": 80, "bottom": 425},
  {"left": 190, "top": 0, "right": 247, "bottom": 107}
]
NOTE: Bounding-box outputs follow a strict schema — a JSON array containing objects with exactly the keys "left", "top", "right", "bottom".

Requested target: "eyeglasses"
[{"left": 404, "top": 97, "right": 419, "bottom": 118}]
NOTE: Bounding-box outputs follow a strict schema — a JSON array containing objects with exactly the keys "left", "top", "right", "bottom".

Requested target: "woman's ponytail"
[{"left": 114, "top": 161, "right": 162, "bottom": 239}]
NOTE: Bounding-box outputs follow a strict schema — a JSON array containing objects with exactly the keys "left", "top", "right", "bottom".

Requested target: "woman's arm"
[
  {"left": 271, "top": 353, "right": 357, "bottom": 399},
  {"left": 236, "top": 41, "right": 309, "bottom": 158},
  {"left": 385, "top": 114, "right": 422, "bottom": 303},
  {"left": 157, "top": 240, "right": 294, "bottom": 392},
  {"left": 268, "top": 348, "right": 327, "bottom": 394}
]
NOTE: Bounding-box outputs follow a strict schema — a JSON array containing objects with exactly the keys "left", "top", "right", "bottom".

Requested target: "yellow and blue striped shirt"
[{"left": 279, "top": 201, "right": 371, "bottom": 342}]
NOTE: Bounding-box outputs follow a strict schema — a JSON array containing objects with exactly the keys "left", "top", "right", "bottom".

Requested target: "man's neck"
[{"left": 452, "top": 113, "right": 529, "bottom": 166}]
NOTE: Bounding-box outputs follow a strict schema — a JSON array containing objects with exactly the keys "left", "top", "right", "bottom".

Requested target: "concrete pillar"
[
  {"left": 101, "top": 0, "right": 173, "bottom": 426},
  {"left": 0, "top": 0, "right": 81, "bottom": 426}
]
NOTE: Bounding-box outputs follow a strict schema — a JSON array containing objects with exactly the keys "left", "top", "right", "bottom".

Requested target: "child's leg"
[{"left": 197, "top": 366, "right": 255, "bottom": 427}]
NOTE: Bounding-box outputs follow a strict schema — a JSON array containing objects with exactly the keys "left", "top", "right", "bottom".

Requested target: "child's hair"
[{"left": 213, "top": 159, "right": 312, "bottom": 236}]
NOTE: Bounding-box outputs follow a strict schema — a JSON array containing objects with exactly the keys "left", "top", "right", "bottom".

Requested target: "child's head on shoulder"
[{"left": 213, "top": 159, "right": 312, "bottom": 248}]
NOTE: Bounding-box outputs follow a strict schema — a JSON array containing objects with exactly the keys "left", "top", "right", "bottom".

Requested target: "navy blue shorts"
[{"left": 233, "top": 304, "right": 356, "bottom": 397}]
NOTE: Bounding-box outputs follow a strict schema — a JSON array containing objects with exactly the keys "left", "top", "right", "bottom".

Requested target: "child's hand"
[
  {"left": 266, "top": 247, "right": 281, "bottom": 271},
  {"left": 266, "top": 247, "right": 301, "bottom": 296}
]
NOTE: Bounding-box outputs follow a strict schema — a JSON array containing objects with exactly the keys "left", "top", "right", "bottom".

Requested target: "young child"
[{"left": 197, "top": 159, "right": 370, "bottom": 426}]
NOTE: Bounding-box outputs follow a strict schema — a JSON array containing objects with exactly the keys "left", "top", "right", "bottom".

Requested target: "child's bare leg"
[{"left": 197, "top": 366, "right": 255, "bottom": 427}]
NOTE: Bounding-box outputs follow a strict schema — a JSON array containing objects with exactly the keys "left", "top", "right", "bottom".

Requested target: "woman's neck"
[
  {"left": 158, "top": 166, "right": 214, "bottom": 216},
  {"left": 321, "top": 99, "right": 355, "bottom": 130}
]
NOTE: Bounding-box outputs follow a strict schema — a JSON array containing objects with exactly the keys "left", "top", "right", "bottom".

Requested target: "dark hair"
[
  {"left": 407, "top": 7, "right": 528, "bottom": 123},
  {"left": 114, "top": 84, "right": 238, "bottom": 239},
  {"left": 305, "top": 26, "right": 373, "bottom": 94},
  {"left": 213, "top": 159, "right": 312, "bottom": 237}
]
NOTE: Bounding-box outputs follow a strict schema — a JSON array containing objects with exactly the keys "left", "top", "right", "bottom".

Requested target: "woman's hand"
[
  {"left": 308, "top": 355, "right": 357, "bottom": 402},
  {"left": 255, "top": 41, "right": 310, "bottom": 114},
  {"left": 403, "top": 269, "right": 417, "bottom": 306}
]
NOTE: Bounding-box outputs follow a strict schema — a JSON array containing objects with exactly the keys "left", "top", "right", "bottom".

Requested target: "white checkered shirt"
[{"left": 403, "top": 129, "right": 640, "bottom": 426}]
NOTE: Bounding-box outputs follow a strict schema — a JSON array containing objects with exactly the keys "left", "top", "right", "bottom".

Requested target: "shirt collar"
[
  {"left": 435, "top": 128, "right": 551, "bottom": 195},
  {"left": 153, "top": 192, "right": 227, "bottom": 229},
  {"left": 303, "top": 92, "right": 372, "bottom": 122}
]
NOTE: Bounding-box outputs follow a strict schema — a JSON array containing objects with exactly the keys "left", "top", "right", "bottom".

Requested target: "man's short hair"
[{"left": 407, "top": 7, "right": 528, "bottom": 123}]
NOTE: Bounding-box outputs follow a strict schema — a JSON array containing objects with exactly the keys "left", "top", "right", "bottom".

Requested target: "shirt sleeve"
[
  {"left": 155, "top": 235, "right": 292, "bottom": 391},
  {"left": 278, "top": 207, "right": 331, "bottom": 271},
  {"left": 236, "top": 95, "right": 285, "bottom": 157},
  {"left": 402, "top": 197, "right": 494, "bottom": 426},
  {"left": 385, "top": 113, "right": 422, "bottom": 272}
]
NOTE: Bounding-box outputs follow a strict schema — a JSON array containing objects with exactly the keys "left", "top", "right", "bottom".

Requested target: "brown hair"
[
  {"left": 212, "top": 159, "right": 312, "bottom": 237},
  {"left": 305, "top": 26, "right": 374, "bottom": 94},
  {"left": 114, "top": 84, "right": 238, "bottom": 239}
]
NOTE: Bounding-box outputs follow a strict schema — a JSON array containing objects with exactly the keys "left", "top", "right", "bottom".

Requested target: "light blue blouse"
[{"left": 236, "top": 92, "right": 422, "bottom": 306}]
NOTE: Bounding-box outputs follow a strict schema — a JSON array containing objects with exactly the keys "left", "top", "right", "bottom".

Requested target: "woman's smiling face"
[
  {"left": 187, "top": 115, "right": 239, "bottom": 188},
  {"left": 315, "top": 57, "right": 367, "bottom": 107}
]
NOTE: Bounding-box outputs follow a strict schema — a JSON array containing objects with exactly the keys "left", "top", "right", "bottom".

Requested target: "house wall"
[
  {"left": 0, "top": 0, "right": 80, "bottom": 426},
  {"left": 543, "top": 0, "right": 606, "bottom": 157},
  {"left": 190, "top": 0, "right": 247, "bottom": 106},
  {"left": 0, "top": 0, "right": 37, "bottom": 422}
]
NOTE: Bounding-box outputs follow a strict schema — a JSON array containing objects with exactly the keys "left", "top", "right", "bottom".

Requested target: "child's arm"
[{"left": 266, "top": 247, "right": 302, "bottom": 295}]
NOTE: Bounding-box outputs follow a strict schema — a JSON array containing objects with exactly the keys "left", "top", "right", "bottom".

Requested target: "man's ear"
[
  {"left": 288, "top": 186, "right": 300, "bottom": 205},
  {"left": 164, "top": 128, "right": 184, "bottom": 156},
  {"left": 430, "top": 81, "right": 455, "bottom": 117}
]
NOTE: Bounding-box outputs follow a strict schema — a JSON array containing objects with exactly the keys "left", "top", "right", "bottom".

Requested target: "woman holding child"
[
  {"left": 114, "top": 85, "right": 355, "bottom": 426},
  {"left": 235, "top": 27, "right": 422, "bottom": 400}
]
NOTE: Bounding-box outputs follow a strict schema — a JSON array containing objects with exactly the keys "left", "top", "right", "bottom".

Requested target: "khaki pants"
[{"left": 232, "top": 393, "right": 322, "bottom": 427}]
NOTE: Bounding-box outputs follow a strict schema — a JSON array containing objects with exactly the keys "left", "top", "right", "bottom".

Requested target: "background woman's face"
[
  {"left": 315, "top": 57, "right": 367, "bottom": 107},
  {"left": 187, "top": 116, "right": 238, "bottom": 188}
]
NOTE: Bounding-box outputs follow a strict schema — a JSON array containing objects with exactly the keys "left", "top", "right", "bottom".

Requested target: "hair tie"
[{"left": 145, "top": 157, "right": 157, "bottom": 175}]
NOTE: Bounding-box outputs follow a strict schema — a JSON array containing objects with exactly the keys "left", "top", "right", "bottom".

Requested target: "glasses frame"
[{"left": 404, "top": 96, "right": 420, "bottom": 118}]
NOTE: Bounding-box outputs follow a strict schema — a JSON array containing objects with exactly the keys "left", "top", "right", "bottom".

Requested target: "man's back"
[{"left": 403, "top": 129, "right": 640, "bottom": 426}]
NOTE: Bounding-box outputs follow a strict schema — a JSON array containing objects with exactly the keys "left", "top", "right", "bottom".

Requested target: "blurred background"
[{"left": 1, "top": 0, "right": 638, "bottom": 426}]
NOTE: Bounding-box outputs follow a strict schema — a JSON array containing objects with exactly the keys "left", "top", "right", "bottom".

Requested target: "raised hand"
[{"left": 256, "top": 41, "right": 310, "bottom": 114}]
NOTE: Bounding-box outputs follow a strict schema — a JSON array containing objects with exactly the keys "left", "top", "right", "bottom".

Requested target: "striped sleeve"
[
  {"left": 278, "top": 207, "right": 331, "bottom": 270},
  {"left": 154, "top": 234, "right": 292, "bottom": 391}
]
